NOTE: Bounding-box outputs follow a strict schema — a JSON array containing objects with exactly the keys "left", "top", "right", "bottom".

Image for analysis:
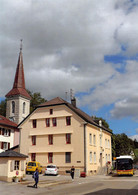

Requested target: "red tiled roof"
[
  {"left": 6, "top": 88, "right": 31, "bottom": 99},
  {"left": 0, "top": 115, "right": 17, "bottom": 128},
  {"left": 5, "top": 50, "right": 31, "bottom": 100}
]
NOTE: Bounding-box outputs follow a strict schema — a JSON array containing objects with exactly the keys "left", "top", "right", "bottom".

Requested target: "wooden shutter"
[
  {"left": 2, "top": 129, "right": 4, "bottom": 135},
  {"left": 10, "top": 161, "right": 14, "bottom": 172},
  {"left": 8, "top": 143, "right": 10, "bottom": 150},
  {"left": 9, "top": 130, "right": 11, "bottom": 136},
  {"left": 21, "top": 160, "right": 24, "bottom": 171},
  {"left": 1, "top": 142, "right": 3, "bottom": 149}
]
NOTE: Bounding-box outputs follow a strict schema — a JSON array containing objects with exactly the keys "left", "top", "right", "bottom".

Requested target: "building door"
[{"left": 99, "top": 153, "right": 102, "bottom": 167}]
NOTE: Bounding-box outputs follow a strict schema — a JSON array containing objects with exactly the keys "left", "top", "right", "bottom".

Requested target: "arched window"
[
  {"left": 23, "top": 102, "right": 26, "bottom": 114},
  {"left": 12, "top": 101, "right": 15, "bottom": 113}
]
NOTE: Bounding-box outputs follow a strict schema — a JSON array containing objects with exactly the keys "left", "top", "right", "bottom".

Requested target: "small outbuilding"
[{"left": 0, "top": 150, "right": 28, "bottom": 182}]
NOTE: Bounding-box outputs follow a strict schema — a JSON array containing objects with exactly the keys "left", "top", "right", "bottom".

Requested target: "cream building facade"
[{"left": 19, "top": 97, "right": 112, "bottom": 175}]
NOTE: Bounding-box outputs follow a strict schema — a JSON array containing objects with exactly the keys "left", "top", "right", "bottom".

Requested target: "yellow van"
[{"left": 26, "top": 161, "right": 42, "bottom": 174}]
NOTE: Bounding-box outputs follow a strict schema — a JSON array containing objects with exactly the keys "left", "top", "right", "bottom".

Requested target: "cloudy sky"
[{"left": 1, "top": 0, "right": 138, "bottom": 136}]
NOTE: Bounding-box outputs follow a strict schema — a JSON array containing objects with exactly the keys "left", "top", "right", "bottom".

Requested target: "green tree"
[
  {"left": 91, "top": 116, "right": 109, "bottom": 129},
  {"left": 0, "top": 99, "right": 6, "bottom": 116},
  {"left": 27, "top": 90, "right": 47, "bottom": 113},
  {"left": 113, "top": 133, "right": 135, "bottom": 157}
]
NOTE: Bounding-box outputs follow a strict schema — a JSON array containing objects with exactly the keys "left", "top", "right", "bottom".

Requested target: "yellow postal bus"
[{"left": 116, "top": 155, "right": 133, "bottom": 176}]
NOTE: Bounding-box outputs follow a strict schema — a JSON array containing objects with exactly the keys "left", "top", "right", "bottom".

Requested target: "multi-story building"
[
  {"left": 19, "top": 97, "right": 112, "bottom": 175},
  {"left": 0, "top": 115, "right": 18, "bottom": 153}
]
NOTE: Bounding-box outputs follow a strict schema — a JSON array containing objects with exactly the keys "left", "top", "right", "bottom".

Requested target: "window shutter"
[
  {"left": 1, "top": 142, "right": 3, "bottom": 149},
  {"left": 9, "top": 130, "right": 11, "bottom": 136},
  {"left": 2, "top": 129, "right": 4, "bottom": 135},
  {"left": 0, "top": 128, "right": 1, "bottom": 135},
  {"left": 10, "top": 161, "right": 14, "bottom": 172},
  {"left": 8, "top": 143, "right": 10, "bottom": 150},
  {"left": 21, "top": 160, "right": 24, "bottom": 171}
]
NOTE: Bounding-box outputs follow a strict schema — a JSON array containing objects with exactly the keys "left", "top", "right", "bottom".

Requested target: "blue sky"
[{"left": 1, "top": 0, "right": 138, "bottom": 137}]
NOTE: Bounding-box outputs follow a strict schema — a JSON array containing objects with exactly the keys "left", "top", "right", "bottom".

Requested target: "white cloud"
[{"left": 1, "top": 0, "right": 138, "bottom": 121}]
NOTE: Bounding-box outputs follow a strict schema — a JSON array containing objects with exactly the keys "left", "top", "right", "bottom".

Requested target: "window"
[
  {"left": 50, "top": 109, "right": 53, "bottom": 115},
  {"left": 48, "top": 135, "right": 53, "bottom": 145},
  {"left": 32, "top": 120, "right": 37, "bottom": 128},
  {"left": 66, "top": 116, "right": 71, "bottom": 126},
  {"left": 105, "top": 139, "right": 107, "bottom": 148},
  {"left": 100, "top": 135, "right": 102, "bottom": 147},
  {"left": 66, "top": 134, "right": 71, "bottom": 144},
  {"left": 12, "top": 101, "right": 15, "bottom": 113},
  {"left": 32, "top": 136, "right": 36, "bottom": 145},
  {"left": 48, "top": 153, "right": 53, "bottom": 163},
  {"left": 94, "top": 152, "right": 96, "bottom": 163},
  {"left": 106, "top": 154, "right": 107, "bottom": 163},
  {"left": 108, "top": 154, "right": 110, "bottom": 161},
  {"left": 89, "top": 133, "right": 92, "bottom": 145},
  {"left": 14, "top": 161, "right": 20, "bottom": 170},
  {"left": 93, "top": 134, "right": 96, "bottom": 145},
  {"left": 2, "top": 129, "right": 11, "bottom": 137},
  {"left": 90, "top": 152, "right": 92, "bottom": 163},
  {"left": 65, "top": 152, "right": 71, "bottom": 163},
  {"left": 23, "top": 102, "right": 26, "bottom": 114},
  {"left": 31, "top": 153, "right": 36, "bottom": 161},
  {"left": 46, "top": 118, "right": 50, "bottom": 127},
  {"left": 108, "top": 140, "right": 110, "bottom": 148},
  {"left": 1, "top": 142, "right": 10, "bottom": 150},
  {"left": 52, "top": 118, "right": 57, "bottom": 127}
]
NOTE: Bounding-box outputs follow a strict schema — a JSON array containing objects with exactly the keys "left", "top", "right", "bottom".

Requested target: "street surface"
[{"left": 0, "top": 171, "right": 138, "bottom": 195}]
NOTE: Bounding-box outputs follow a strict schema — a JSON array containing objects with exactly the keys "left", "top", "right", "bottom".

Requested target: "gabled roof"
[
  {"left": 38, "top": 97, "right": 112, "bottom": 134},
  {"left": 18, "top": 97, "right": 112, "bottom": 134},
  {"left": 0, "top": 115, "right": 17, "bottom": 128},
  {"left": 5, "top": 49, "right": 31, "bottom": 100},
  {"left": 0, "top": 150, "right": 28, "bottom": 158}
]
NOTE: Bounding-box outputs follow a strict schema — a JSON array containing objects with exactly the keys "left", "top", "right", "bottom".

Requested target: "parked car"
[
  {"left": 26, "top": 161, "right": 42, "bottom": 174},
  {"left": 45, "top": 165, "right": 58, "bottom": 175}
]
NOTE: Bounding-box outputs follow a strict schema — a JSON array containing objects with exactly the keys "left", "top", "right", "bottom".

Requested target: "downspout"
[{"left": 84, "top": 122, "right": 87, "bottom": 173}]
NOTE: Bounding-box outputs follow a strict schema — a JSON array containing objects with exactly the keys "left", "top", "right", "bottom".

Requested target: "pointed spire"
[
  {"left": 13, "top": 40, "right": 25, "bottom": 89},
  {"left": 5, "top": 41, "right": 31, "bottom": 99}
]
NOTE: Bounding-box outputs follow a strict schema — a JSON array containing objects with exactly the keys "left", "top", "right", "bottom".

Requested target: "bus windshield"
[{"left": 117, "top": 159, "right": 133, "bottom": 170}]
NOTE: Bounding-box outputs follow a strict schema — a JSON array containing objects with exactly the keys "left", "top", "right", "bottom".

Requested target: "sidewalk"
[
  {"left": 20, "top": 173, "right": 112, "bottom": 188},
  {"left": 0, "top": 174, "right": 125, "bottom": 195}
]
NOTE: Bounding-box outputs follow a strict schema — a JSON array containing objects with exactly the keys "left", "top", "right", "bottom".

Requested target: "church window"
[
  {"left": 23, "top": 102, "right": 26, "bottom": 114},
  {"left": 12, "top": 101, "right": 15, "bottom": 113}
]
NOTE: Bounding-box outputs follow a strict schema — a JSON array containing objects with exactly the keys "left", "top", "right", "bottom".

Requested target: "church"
[{"left": 0, "top": 42, "right": 31, "bottom": 153}]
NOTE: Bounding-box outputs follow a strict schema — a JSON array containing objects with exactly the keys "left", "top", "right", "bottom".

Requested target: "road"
[{"left": 0, "top": 171, "right": 138, "bottom": 195}]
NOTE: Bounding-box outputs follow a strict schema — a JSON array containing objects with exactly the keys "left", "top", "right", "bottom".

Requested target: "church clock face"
[{"left": 9, "top": 117, "right": 15, "bottom": 122}]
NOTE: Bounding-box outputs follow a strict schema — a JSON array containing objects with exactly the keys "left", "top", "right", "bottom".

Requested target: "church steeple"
[
  {"left": 13, "top": 39, "right": 25, "bottom": 89},
  {"left": 6, "top": 40, "right": 31, "bottom": 99},
  {"left": 5, "top": 41, "right": 31, "bottom": 124}
]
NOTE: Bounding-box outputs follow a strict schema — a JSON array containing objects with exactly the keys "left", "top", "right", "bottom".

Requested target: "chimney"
[
  {"left": 71, "top": 97, "right": 76, "bottom": 107},
  {"left": 99, "top": 120, "right": 102, "bottom": 127}
]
